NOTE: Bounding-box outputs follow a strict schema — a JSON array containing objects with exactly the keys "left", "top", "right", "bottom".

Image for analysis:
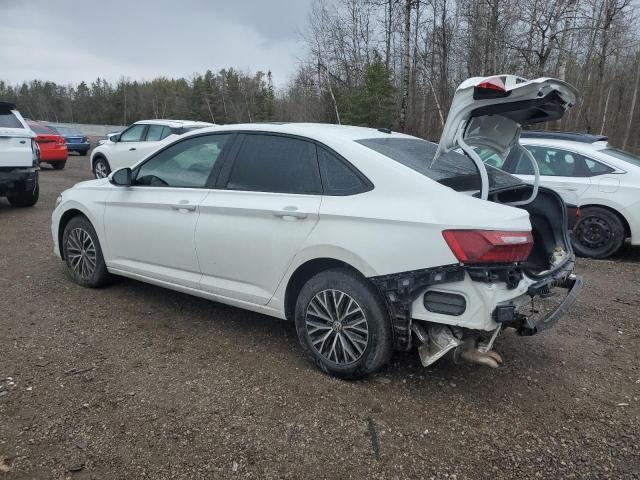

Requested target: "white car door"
[
  {"left": 108, "top": 124, "right": 149, "bottom": 171},
  {"left": 103, "top": 133, "right": 231, "bottom": 288},
  {"left": 195, "top": 133, "right": 322, "bottom": 305},
  {"left": 511, "top": 145, "right": 591, "bottom": 205}
]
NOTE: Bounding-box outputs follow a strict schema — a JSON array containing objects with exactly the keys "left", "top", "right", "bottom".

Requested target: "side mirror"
[
  {"left": 110, "top": 167, "right": 132, "bottom": 187},
  {"left": 107, "top": 133, "right": 120, "bottom": 143}
]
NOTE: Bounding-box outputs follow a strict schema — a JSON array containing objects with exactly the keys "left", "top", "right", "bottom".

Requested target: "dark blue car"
[{"left": 48, "top": 125, "right": 91, "bottom": 155}]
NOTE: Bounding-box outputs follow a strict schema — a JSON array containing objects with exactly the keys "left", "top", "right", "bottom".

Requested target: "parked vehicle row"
[
  {"left": 27, "top": 121, "right": 68, "bottom": 170},
  {"left": 53, "top": 75, "right": 583, "bottom": 379}
]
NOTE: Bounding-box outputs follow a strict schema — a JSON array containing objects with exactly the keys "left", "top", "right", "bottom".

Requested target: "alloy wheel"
[
  {"left": 305, "top": 289, "right": 369, "bottom": 365},
  {"left": 66, "top": 228, "right": 97, "bottom": 279},
  {"left": 94, "top": 161, "right": 108, "bottom": 178}
]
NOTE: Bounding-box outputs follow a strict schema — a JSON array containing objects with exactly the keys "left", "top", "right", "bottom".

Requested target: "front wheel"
[
  {"left": 572, "top": 206, "right": 625, "bottom": 259},
  {"left": 294, "top": 268, "right": 392, "bottom": 380},
  {"left": 93, "top": 157, "right": 111, "bottom": 179},
  {"left": 7, "top": 183, "right": 39, "bottom": 207},
  {"left": 62, "top": 216, "right": 111, "bottom": 287}
]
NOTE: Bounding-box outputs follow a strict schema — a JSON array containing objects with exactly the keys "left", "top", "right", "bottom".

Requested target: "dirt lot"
[{"left": 1, "top": 157, "right": 639, "bottom": 479}]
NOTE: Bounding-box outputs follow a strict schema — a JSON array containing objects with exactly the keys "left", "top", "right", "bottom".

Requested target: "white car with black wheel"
[
  {"left": 90, "top": 119, "right": 213, "bottom": 179},
  {"left": 53, "top": 76, "right": 583, "bottom": 379},
  {"left": 475, "top": 131, "right": 640, "bottom": 259}
]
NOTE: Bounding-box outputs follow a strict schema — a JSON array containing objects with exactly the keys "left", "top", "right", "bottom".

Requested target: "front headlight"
[{"left": 55, "top": 194, "right": 62, "bottom": 207}]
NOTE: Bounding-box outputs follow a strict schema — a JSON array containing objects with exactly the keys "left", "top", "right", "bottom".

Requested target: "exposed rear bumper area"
[
  {"left": 514, "top": 272, "right": 583, "bottom": 336},
  {"left": 0, "top": 167, "right": 38, "bottom": 195},
  {"left": 370, "top": 256, "right": 582, "bottom": 352}
]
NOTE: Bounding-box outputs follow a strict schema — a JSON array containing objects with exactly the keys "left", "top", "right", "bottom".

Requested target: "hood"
[{"left": 435, "top": 76, "right": 579, "bottom": 160}]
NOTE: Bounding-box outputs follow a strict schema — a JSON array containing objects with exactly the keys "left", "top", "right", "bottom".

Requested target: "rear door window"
[
  {"left": 160, "top": 127, "right": 173, "bottom": 139},
  {"left": 226, "top": 134, "right": 322, "bottom": 194},
  {"left": 517, "top": 146, "right": 581, "bottom": 176},
  {"left": 145, "top": 125, "right": 166, "bottom": 141},
  {"left": 0, "top": 112, "right": 23, "bottom": 128}
]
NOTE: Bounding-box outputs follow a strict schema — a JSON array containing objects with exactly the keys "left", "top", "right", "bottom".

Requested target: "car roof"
[
  {"left": 521, "top": 130, "right": 608, "bottom": 144},
  {"left": 133, "top": 119, "right": 214, "bottom": 128},
  {"left": 180, "top": 122, "right": 415, "bottom": 145}
]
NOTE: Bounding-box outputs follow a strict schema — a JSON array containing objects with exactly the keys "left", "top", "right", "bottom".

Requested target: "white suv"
[
  {"left": 477, "top": 131, "right": 640, "bottom": 258},
  {"left": 53, "top": 76, "right": 583, "bottom": 379},
  {"left": 90, "top": 119, "right": 213, "bottom": 178},
  {"left": 0, "top": 102, "right": 40, "bottom": 207}
]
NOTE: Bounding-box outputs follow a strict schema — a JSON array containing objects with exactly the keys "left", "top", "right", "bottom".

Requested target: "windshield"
[
  {"left": 356, "top": 137, "right": 522, "bottom": 192},
  {"left": 601, "top": 148, "right": 640, "bottom": 168}
]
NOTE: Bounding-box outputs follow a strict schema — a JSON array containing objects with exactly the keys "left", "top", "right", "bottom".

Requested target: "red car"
[{"left": 28, "top": 121, "right": 68, "bottom": 170}]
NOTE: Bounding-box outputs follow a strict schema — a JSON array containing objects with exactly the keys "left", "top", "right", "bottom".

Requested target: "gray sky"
[{"left": 0, "top": 0, "right": 313, "bottom": 87}]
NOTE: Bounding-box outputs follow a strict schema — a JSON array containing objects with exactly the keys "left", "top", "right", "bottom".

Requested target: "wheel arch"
[
  {"left": 58, "top": 209, "right": 88, "bottom": 259},
  {"left": 91, "top": 152, "right": 109, "bottom": 170},
  {"left": 283, "top": 258, "right": 368, "bottom": 322}
]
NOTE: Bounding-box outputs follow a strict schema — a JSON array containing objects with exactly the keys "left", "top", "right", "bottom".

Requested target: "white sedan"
[
  {"left": 475, "top": 132, "right": 640, "bottom": 258},
  {"left": 90, "top": 119, "right": 213, "bottom": 178},
  {"left": 53, "top": 76, "right": 582, "bottom": 379}
]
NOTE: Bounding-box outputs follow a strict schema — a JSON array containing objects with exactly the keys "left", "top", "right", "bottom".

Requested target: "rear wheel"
[
  {"left": 7, "top": 183, "right": 39, "bottom": 207},
  {"left": 572, "top": 206, "right": 625, "bottom": 259},
  {"left": 62, "top": 216, "right": 111, "bottom": 287},
  {"left": 294, "top": 268, "right": 392, "bottom": 380},
  {"left": 93, "top": 157, "right": 110, "bottom": 178},
  {"left": 51, "top": 161, "right": 66, "bottom": 170}
]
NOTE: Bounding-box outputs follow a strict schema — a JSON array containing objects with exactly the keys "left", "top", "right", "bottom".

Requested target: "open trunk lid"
[
  {"left": 434, "top": 76, "right": 578, "bottom": 202},
  {"left": 434, "top": 76, "right": 579, "bottom": 277},
  {"left": 0, "top": 102, "right": 35, "bottom": 168}
]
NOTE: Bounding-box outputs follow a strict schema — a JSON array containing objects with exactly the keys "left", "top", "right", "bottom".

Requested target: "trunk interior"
[{"left": 492, "top": 185, "right": 571, "bottom": 276}]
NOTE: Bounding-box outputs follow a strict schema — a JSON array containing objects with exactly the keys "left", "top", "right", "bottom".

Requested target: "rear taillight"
[
  {"left": 442, "top": 230, "right": 533, "bottom": 264},
  {"left": 57, "top": 137, "right": 66, "bottom": 145},
  {"left": 473, "top": 76, "right": 510, "bottom": 100}
]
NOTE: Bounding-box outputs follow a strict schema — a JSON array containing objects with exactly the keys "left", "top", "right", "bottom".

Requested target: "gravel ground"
[{"left": 1, "top": 157, "right": 639, "bottom": 479}]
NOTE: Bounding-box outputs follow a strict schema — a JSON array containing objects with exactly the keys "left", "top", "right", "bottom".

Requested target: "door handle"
[
  {"left": 272, "top": 207, "right": 308, "bottom": 220},
  {"left": 129, "top": 147, "right": 136, "bottom": 151},
  {"left": 171, "top": 203, "right": 197, "bottom": 212}
]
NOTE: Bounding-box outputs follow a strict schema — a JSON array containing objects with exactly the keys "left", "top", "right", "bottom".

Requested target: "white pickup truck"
[{"left": 0, "top": 102, "right": 40, "bottom": 207}]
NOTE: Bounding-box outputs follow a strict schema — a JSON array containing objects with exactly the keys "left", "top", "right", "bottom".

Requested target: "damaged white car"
[{"left": 52, "top": 75, "right": 582, "bottom": 379}]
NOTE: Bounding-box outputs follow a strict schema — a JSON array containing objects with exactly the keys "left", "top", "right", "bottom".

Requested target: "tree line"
[{"left": 1, "top": 0, "right": 639, "bottom": 152}]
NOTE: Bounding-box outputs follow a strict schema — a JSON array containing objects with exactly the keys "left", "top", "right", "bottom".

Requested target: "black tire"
[
  {"left": 572, "top": 206, "right": 625, "bottom": 259},
  {"left": 294, "top": 268, "right": 392, "bottom": 380},
  {"left": 51, "top": 161, "right": 66, "bottom": 170},
  {"left": 62, "top": 216, "right": 111, "bottom": 288},
  {"left": 7, "top": 183, "right": 39, "bottom": 207},
  {"left": 93, "top": 157, "right": 111, "bottom": 179}
]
